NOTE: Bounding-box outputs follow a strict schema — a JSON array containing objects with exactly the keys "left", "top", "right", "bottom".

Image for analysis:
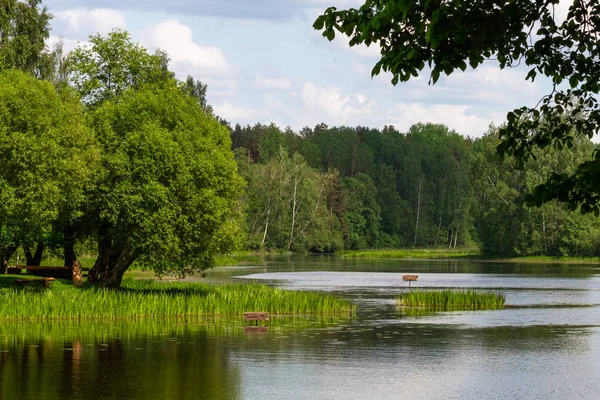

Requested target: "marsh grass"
[
  {"left": 340, "top": 249, "right": 480, "bottom": 259},
  {"left": 396, "top": 289, "right": 505, "bottom": 310},
  {"left": 0, "top": 277, "right": 354, "bottom": 321},
  {"left": 214, "top": 252, "right": 262, "bottom": 266}
]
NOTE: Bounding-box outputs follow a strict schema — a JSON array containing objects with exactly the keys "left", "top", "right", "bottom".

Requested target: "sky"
[{"left": 45, "top": 0, "right": 565, "bottom": 137}]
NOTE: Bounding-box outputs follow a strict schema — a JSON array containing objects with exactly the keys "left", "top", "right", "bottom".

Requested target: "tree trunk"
[
  {"left": 261, "top": 199, "right": 272, "bottom": 248},
  {"left": 434, "top": 178, "right": 446, "bottom": 247},
  {"left": 0, "top": 246, "right": 18, "bottom": 274},
  {"left": 90, "top": 225, "right": 112, "bottom": 283},
  {"left": 288, "top": 176, "right": 298, "bottom": 250},
  {"left": 91, "top": 227, "right": 137, "bottom": 288},
  {"left": 98, "top": 252, "right": 136, "bottom": 288},
  {"left": 542, "top": 210, "right": 548, "bottom": 255},
  {"left": 64, "top": 224, "right": 77, "bottom": 268},
  {"left": 413, "top": 178, "right": 423, "bottom": 248},
  {"left": 24, "top": 242, "right": 45, "bottom": 266}
]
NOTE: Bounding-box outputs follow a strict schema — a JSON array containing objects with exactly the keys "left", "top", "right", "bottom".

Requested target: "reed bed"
[
  {"left": 0, "top": 279, "right": 354, "bottom": 321},
  {"left": 396, "top": 289, "right": 505, "bottom": 310},
  {"left": 340, "top": 249, "right": 480, "bottom": 259}
]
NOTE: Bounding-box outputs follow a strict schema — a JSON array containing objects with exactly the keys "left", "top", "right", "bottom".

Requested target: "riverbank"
[
  {"left": 338, "top": 249, "right": 600, "bottom": 264},
  {"left": 0, "top": 276, "right": 354, "bottom": 321}
]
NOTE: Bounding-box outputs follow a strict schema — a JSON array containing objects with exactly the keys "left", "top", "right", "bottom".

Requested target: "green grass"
[
  {"left": 214, "top": 251, "right": 262, "bottom": 266},
  {"left": 0, "top": 277, "right": 354, "bottom": 321},
  {"left": 396, "top": 289, "right": 506, "bottom": 310},
  {"left": 340, "top": 248, "right": 480, "bottom": 259},
  {"left": 493, "top": 255, "right": 600, "bottom": 264}
]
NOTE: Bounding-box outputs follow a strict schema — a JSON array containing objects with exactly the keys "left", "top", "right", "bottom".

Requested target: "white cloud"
[
  {"left": 387, "top": 103, "right": 503, "bottom": 137},
  {"left": 254, "top": 76, "right": 294, "bottom": 90},
  {"left": 46, "top": 35, "right": 87, "bottom": 53},
  {"left": 300, "top": 81, "right": 376, "bottom": 126},
  {"left": 143, "top": 19, "right": 231, "bottom": 78},
  {"left": 53, "top": 8, "right": 126, "bottom": 38},
  {"left": 213, "top": 102, "right": 257, "bottom": 121},
  {"left": 308, "top": 29, "right": 380, "bottom": 58}
]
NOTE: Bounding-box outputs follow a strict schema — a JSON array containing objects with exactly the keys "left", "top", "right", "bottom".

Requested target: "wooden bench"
[
  {"left": 14, "top": 277, "right": 56, "bottom": 288},
  {"left": 244, "top": 312, "right": 269, "bottom": 326},
  {"left": 23, "top": 266, "right": 88, "bottom": 278},
  {"left": 402, "top": 275, "right": 418, "bottom": 288}
]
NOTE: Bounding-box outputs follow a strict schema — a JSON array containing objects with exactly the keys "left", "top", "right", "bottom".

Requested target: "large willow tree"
[{"left": 64, "top": 31, "right": 244, "bottom": 287}]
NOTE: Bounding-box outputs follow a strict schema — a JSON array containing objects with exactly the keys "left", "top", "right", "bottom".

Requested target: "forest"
[{"left": 230, "top": 121, "right": 600, "bottom": 257}]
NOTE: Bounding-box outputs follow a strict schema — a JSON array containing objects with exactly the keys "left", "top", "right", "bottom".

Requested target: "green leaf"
[
  {"left": 326, "top": 29, "right": 335, "bottom": 41},
  {"left": 313, "top": 16, "right": 325, "bottom": 30},
  {"left": 431, "top": 69, "right": 440, "bottom": 84},
  {"left": 371, "top": 63, "right": 382, "bottom": 77},
  {"left": 569, "top": 75, "right": 578, "bottom": 88}
]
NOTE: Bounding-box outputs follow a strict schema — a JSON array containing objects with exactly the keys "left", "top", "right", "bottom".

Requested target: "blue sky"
[{"left": 45, "top": 0, "right": 562, "bottom": 137}]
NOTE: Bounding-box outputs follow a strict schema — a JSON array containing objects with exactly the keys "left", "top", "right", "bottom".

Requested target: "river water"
[{"left": 2, "top": 255, "right": 600, "bottom": 399}]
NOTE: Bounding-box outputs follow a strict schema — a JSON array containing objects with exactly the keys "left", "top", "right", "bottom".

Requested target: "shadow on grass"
[
  {"left": 0, "top": 275, "right": 212, "bottom": 298},
  {"left": 116, "top": 286, "right": 212, "bottom": 297}
]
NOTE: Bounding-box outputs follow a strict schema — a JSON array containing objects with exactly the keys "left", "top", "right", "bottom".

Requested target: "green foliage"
[
  {"left": 0, "top": 278, "right": 354, "bottom": 320},
  {"left": 68, "top": 29, "right": 172, "bottom": 106},
  {"left": 237, "top": 148, "right": 343, "bottom": 252},
  {"left": 471, "top": 126, "right": 600, "bottom": 257},
  {"left": 0, "top": 0, "right": 51, "bottom": 75},
  {"left": 315, "top": 0, "right": 600, "bottom": 214},
  {"left": 181, "top": 75, "right": 213, "bottom": 114},
  {"left": 396, "top": 289, "right": 506, "bottom": 310},
  {"left": 258, "top": 123, "right": 286, "bottom": 163},
  {"left": 342, "top": 173, "right": 381, "bottom": 249},
  {"left": 0, "top": 69, "right": 99, "bottom": 268},
  {"left": 88, "top": 80, "right": 244, "bottom": 277}
]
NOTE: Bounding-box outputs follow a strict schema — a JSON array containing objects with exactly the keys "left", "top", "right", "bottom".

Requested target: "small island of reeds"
[
  {"left": 0, "top": 277, "right": 354, "bottom": 321},
  {"left": 396, "top": 289, "right": 506, "bottom": 310}
]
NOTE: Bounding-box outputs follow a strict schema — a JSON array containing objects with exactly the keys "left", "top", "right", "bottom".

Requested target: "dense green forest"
[{"left": 229, "top": 121, "right": 600, "bottom": 257}]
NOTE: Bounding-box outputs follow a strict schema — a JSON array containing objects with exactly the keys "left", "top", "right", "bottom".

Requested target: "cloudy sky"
[{"left": 45, "top": 0, "right": 561, "bottom": 137}]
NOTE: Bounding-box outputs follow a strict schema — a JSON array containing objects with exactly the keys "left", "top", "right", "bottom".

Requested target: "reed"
[
  {"left": 0, "top": 278, "right": 354, "bottom": 321},
  {"left": 340, "top": 248, "right": 480, "bottom": 259},
  {"left": 396, "top": 289, "right": 505, "bottom": 310}
]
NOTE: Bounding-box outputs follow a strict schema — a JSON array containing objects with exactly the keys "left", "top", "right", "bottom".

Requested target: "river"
[{"left": 2, "top": 255, "right": 599, "bottom": 399}]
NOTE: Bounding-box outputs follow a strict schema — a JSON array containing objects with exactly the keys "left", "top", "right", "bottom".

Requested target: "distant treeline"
[{"left": 227, "top": 121, "right": 600, "bottom": 257}]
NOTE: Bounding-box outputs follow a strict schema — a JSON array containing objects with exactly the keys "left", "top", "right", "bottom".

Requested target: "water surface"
[{"left": 2, "top": 256, "right": 599, "bottom": 399}]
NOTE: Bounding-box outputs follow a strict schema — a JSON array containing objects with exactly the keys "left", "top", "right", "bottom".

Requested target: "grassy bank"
[
  {"left": 339, "top": 249, "right": 600, "bottom": 264},
  {"left": 396, "top": 289, "right": 505, "bottom": 310},
  {"left": 340, "top": 249, "right": 480, "bottom": 259},
  {"left": 0, "top": 277, "right": 354, "bottom": 321}
]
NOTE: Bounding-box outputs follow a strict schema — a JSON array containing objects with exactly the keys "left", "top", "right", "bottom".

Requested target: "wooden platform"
[
  {"left": 244, "top": 312, "right": 269, "bottom": 326},
  {"left": 14, "top": 265, "right": 89, "bottom": 278}
]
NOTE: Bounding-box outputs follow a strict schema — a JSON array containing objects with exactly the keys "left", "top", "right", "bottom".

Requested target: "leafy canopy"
[
  {"left": 0, "top": 0, "right": 51, "bottom": 75},
  {"left": 0, "top": 69, "right": 99, "bottom": 249},
  {"left": 89, "top": 80, "right": 244, "bottom": 276},
  {"left": 68, "top": 29, "right": 172, "bottom": 106},
  {"left": 314, "top": 0, "right": 600, "bottom": 214}
]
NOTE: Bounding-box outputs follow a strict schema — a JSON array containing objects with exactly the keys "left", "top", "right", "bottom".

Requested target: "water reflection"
[{"left": 0, "top": 322, "right": 242, "bottom": 400}]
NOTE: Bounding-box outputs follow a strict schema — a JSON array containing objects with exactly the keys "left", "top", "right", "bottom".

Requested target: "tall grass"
[
  {"left": 396, "top": 289, "right": 505, "bottom": 310},
  {"left": 340, "top": 248, "right": 480, "bottom": 259},
  {"left": 0, "top": 278, "right": 354, "bottom": 321}
]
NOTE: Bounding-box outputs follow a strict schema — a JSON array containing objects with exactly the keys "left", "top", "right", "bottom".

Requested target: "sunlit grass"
[
  {"left": 0, "top": 278, "right": 354, "bottom": 321},
  {"left": 396, "top": 289, "right": 505, "bottom": 310},
  {"left": 340, "top": 248, "right": 480, "bottom": 259}
]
